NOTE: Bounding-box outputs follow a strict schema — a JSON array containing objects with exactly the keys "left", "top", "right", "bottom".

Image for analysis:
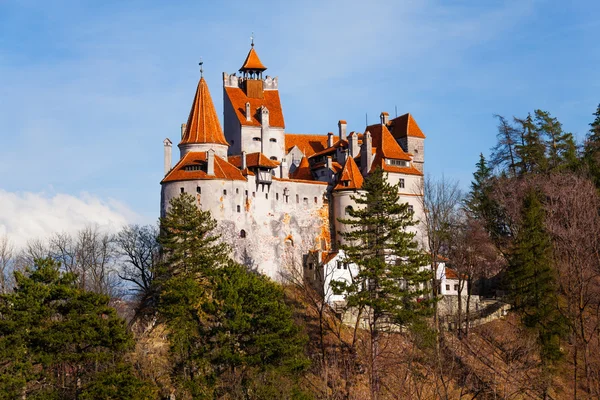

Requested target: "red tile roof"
[
  {"left": 309, "top": 139, "right": 348, "bottom": 159},
  {"left": 239, "top": 47, "right": 267, "bottom": 71},
  {"left": 285, "top": 134, "right": 329, "bottom": 157},
  {"left": 290, "top": 156, "right": 313, "bottom": 181},
  {"left": 224, "top": 87, "right": 285, "bottom": 128},
  {"left": 228, "top": 152, "right": 279, "bottom": 169},
  {"left": 180, "top": 78, "right": 228, "bottom": 146},
  {"left": 334, "top": 157, "right": 364, "bottom": 191},
  {"left": 366, "top": 124, "right": 412, "bottom": 161},
  {"left": 369, "top": 154, "right": 424, "bottom": 176},
  {"left": 161, "top": 151, "right": 246, "bottom": 183},
  {"left": 322, "top": 251, "right": 339, "bottom": 265},
  {"left": 389, "top": 113, "right": 426, "bottom": 139}
]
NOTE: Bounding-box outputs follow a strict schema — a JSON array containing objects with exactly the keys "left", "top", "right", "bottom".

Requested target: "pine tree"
[
  {"left": 515, "top": 114, "right": 548, "bottom": 175},
  {"left": 490, "top": 115, "right": 520, "bottom": 177},
  {"left": 156, "top": 193, "right": 309, "bottom": 398},
  {"left": 335, "top": 167, "right": 431, "bottom": 399},
  {"left": 583, "top": 104, "right": 600, "bottom": 187},
  {"left": 158, "top": 192, "right": 229, "bottom": 278},
  {"left": 0, "top": 258, "right": 155, "bottom": 399},
  {"left": 506, "top": 189, "right": 566, "bottom": 394},
  {"left": 534, "top": 109, "right": 578, "bottom": 171}
]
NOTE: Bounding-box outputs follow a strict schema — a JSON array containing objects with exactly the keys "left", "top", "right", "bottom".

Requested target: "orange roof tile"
[
  {"left": 285, "top": 134, "right": 329, "bottom": 157},
  {"left": 161, "top": 151, "right": 246, "bottom": 183},
  {"left": 369, "top": 154, "right": 423, "bottom": 176},
  {"left": 180, "top": 78, "right": 228, "bottom": 146},
  {"left": 228, "top": 152, "right": 279, "bottom": 169},
  {"left": 224, "top": 87, "right": 285, "bottom": 128},
  {"left": 309, "top": 139, "right": 348, "bottom": 159},
  {"left": 239, "top": 47, "right": 267, "bottom": 71},
  {"left": 335, "top": 157, "right": 364, "bottom": 191},
  {"left": 322, "top": 251, "right": 339, "bottom": 265},
  {"left": 389, "top": 113, "right": 426, "bottom": 139},
  {"left": 290, "top": 156, "right": 314, "bottom": 181},
  {"left": 366, "top": 124, "right": 412, "bottom": 161}
]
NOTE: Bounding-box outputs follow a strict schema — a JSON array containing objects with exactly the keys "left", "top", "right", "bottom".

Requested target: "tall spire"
[
  {"left": 180, "top": 68, "right": 228, "bottom": 146},
  {"left": 239, "top": 42, "right": 267, "bottom": 72}
]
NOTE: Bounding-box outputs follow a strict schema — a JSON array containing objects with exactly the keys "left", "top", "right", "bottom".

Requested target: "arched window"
[
  {"left": 240, "top": 229, "right": 247, "bottom": 238},
  {"left": 345, "top": 205, "right": 353, "bottom": 215}
]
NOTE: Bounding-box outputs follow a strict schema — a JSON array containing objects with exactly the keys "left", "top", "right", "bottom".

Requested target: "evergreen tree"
[
  {"left": 334, "top": 167, "right": 431, "bottom": 399},
  {"left": 583, "top": 104, "right": 600, "bottom": 187},
  {"left": 156, "top": 194, "right": 310, "bottom": 398},
  {"left": 515, "top": 114, "right": 548, "bottom": 175},
  {"left": 0, "top": 258, "right": 155, "bottom": 399},
  {"left": 506, "top": 189, "right": 566, "bottom": 392},
  {"left": 490, "top": 115, "right": 520, "bottom": 177},
  {"left": 534, "top": 109, "right": 578, "bottom": 171}
]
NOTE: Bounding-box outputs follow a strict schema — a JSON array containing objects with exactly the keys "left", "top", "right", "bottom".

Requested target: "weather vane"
[
  {"left": 251, "top": 32, "right": 254, "bottom": 47},
  {"left": 199, "top": 57, "right": 203, "bottom": 77}
]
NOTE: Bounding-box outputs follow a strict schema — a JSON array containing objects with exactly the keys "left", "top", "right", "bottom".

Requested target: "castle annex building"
[{"left": 160, "top": 44, "right": 427, "bottom": 279}]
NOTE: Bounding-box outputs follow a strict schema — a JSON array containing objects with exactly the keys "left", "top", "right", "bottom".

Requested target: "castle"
[{"left": 160, "top": 43, "right": 427, "bottom": 280}]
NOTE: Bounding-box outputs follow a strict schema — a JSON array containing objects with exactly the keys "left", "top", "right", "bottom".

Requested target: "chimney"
[
  {"left": 241, "top": 151, "right": 247, "bottom": 170},
  {"left": 338, "top": 120, "right": 347, "bottom": 141},
  {"left": 180, "top": 123, "right": 187, "bottom": 139},
  {"left": 349, "top": 131, "right": 359, "bottom": 158},
  {"left": 260, "top": 106, "right": 269, "bottom": 127},
  {"left": 327, "top": 132, "right": 334, "bottom": 148},
  {"left": 163, "top": 138, "right": 172, "bottom": 175},
  {"left": 380, "top": 112, "right": 389, "bottom": 125},
  {"left": 206, "top": 149, "right": 215, "bottom": 176},
  {"left": 362, "top": 131, "right": 373, "bottom": 175},
  {"left": 326, "top": 156, "right": 333, "bottom": 172},
  {"left": 245, "top": 102, "right": 251, "bottom": 122}
]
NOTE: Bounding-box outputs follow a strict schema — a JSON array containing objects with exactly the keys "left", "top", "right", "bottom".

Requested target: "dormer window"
[
  {"left": 387, "top": 159, "right": 409, "bottom": 167},
  {"left": 184, "top": 164, "right": 205, "bottom": 172}
]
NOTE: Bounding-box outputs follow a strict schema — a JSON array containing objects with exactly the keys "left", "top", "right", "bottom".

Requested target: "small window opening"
[
  {"left": 196, "top": 186, "right": 201, "bottom": 194},
  {"left": 266, "top": 193, "right": 268, "bottom": 199},
  {"left": 446, "top": 284, "right": 450, "bottom": 291},
  {"left": 253, "top": 137, "right": 261, "bottom": 142},
  {"left": 245, "top": 190, "right": 248, "bottom": 196},
  {"left": 345, "top": 205, "right": 353, "bottom": 215},
  {"left": 308, "top": 263, "right": 314, "bottom": 270},
  {"left": 276, "top": 193, "right": 279, "bottom": 200},
  {"left": 240, "top": 229, "right": 247, "bottom": 238},
  {"left": 399, "top": 178, "right": 405, "bottom": 189},
  {"left": 337, "top": 261, "right": 342, "bottom": 270},
  {"left": 223, "top": 189, "right": 227, "bottom": 195},
  {"left": 236, "top": 188, "right": 239, "bottom": 194},
  {"left": 252, "top": 192, "right": 256, "bottom": 197},
  {"left": 237, "top": 205, "right": 241, "bottom": 213},
  {"left": 180, "top": 187, "right": 185, "bottom": 194},
  {"left": 296, "top": 194, "right": 299, "bottom": 203},
  {"left": 270, "top": 138, "right": 277, "bottom": 142},
  {"left": 454, "top": 284, "right": 459, "bottom": 291},
  {"left": 270, "top": 156, "right": 278, "bottom": 160},
  {"left": 314, "top": 196, "right": 317, "bottom": 204}
]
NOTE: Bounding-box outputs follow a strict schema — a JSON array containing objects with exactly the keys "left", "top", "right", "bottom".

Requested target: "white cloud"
[{"left": 0, "top": 190, "right": 140, "bottom": 251}]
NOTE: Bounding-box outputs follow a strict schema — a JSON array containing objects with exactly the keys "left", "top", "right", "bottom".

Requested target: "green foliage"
[
  {"left": 156, "top": 193, "right": 310, "bottom": 398},
  {"left": 335, "top": 167, "right": 432, "bottom": 327},
  {"left": 158, "top": 192, "right": 229, "bottom": 278},
  {"left": 506, "top": 189, "right": 566, "bottom": 365},
  {"left": 515, "top": 114, "right": 548, "bottom": 175},
  {"left": 583, "top": 104, "right": 600, "bottom": 187},
  {"left": 0, "top": 258, "right": 156, "bottom": 399}
]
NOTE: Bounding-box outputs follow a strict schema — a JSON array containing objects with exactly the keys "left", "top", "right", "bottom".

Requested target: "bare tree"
[
  {"left": 0, "top": 235, "right": 14, "bottom": 293},
  {"left": 114, "top": 224, "right": 159, "bottom": 298}
]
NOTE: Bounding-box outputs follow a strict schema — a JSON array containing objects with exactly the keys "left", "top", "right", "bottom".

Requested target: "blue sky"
[{"left": 1, "top": 0, "right": 599, "bottom": 247}]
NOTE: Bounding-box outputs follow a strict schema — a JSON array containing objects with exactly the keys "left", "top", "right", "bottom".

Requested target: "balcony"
[{"left": 257, "top": 169, "right": 273, "bottom": 185}]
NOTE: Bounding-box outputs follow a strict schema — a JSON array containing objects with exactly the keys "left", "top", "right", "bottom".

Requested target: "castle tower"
[
  {"left": 179, "top": 69, "right": 229, "bottom": 160},
  {"left": 223, "top": 42, "right": 285, "bottom": 162},
  {"left": 332, "top": 156, "right": 364, "bottom": 247},
  {"left": 387, "top": 113, "right": 426, "bottom": 173}
]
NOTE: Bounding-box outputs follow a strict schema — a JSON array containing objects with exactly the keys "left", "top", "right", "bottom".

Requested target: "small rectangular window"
[
  {"left": 180, "top": 187, "right": 185, "bottom": 194},
  {"left": 337, "top": 261, "right": 342, "bottom": 269},
  {"left": 276, "top": 193, "right": 279, "bottom": 200},
  {"left": 408, "top": 205, "right": 414, "bottom": 213},
  {"left": 446, "top": 284, "right": 450, "bottom": 291},
  {"left": 314, "top": 197, "right": 318, "bottom": 204},
  {"left": 253, "top": 137, "right": 261, "bottom": 142},
  {"left": 270, "top": 138, "right": 277, "bottom": 142},
  {"left": 245, "top": 190, "right": 248, "bottom": 196},
  {"left": 454, "top": 284, "right": 459, "bottom": 291},
  {"left": 399, "top": 178, "right": 405, "bottom": 188},
  {"left": 237, "top": 205, "right": 241, "bottom": 213},
  {"left": 196, "top": 187, "right": 201, "bottom": 194},
  {"left": 303, "top": 197, "right": 308, "bottom": 204},
  {"left": 343, "top": 263, "right": 348, "bottom": 270},
  {"left": 266, "top": 193, "right": 268, "bottom": 199},
  {"left": 308, "top": 263, "right": 314, "bottom": 270},
  {"left": 296, "top": 194, "right": 299, "bottom": 203},
  {"left": 236, "top": 188, "right": 239, "bottom": 194},
  {"left": 253, "top": 192, "right": 256, "bottom": 197}
]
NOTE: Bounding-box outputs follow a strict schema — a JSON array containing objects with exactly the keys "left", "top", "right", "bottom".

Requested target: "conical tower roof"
[
  {"left": 239, "top": 46, "right": 267, "bottom": 71},
  {"left": 180, "top": 77, "right": 228, "bottom": 146},
  {"left": 334, "top": 156, "right": 363, "bottom": 191}
]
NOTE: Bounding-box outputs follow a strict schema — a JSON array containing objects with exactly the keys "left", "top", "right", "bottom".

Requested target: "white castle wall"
[{"left": 161, "top": 177, "right": 331, "bottom": 279}]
